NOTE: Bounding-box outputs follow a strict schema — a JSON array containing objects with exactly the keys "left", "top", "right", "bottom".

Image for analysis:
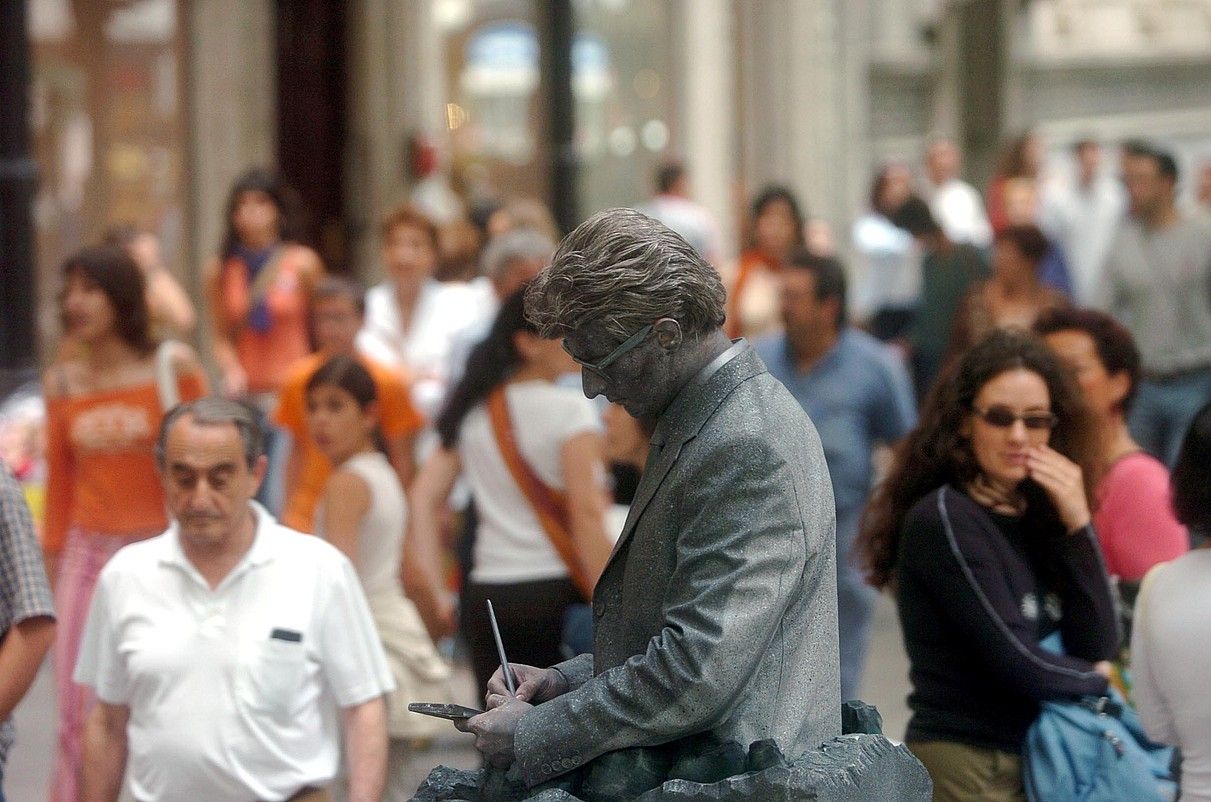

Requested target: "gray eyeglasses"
[{"left": 562, "top": 324, "right": 654, "bottom": 378}]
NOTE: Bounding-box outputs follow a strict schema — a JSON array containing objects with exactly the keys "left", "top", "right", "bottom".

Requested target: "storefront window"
[
  {"left": 573, "top": 0, "right": 678, "bottom": 214},
  {"left": 442, "top": 0, "right": 547, "bottom": 204},
  {"left": 28, "top": 0, "right": 189, "bottom": 350},
  {"left": 439, "top": 0, "right": 678, "bottom": 220}
]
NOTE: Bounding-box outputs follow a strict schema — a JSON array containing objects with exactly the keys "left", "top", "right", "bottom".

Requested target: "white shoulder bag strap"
[{"left": 154, "top": 340, "right": 181, "bottom": 412}]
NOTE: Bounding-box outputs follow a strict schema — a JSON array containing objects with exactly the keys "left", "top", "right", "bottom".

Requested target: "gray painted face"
[{"left": 562, "top": 318, "right": 686, "bottom": 424}]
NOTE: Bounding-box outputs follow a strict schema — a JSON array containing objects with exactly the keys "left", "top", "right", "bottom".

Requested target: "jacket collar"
[{"left": 649, "top": 339, "right": 759, "bottom": 449}]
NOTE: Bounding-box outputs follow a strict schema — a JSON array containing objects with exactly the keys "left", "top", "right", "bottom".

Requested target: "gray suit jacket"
[{"left": 513, "top": 344, "right": 841, "bottom": 786}]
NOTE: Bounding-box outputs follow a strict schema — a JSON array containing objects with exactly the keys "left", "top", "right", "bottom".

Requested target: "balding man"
[{"left": 76, "top": 398, "right": 393, "bottom": 802}]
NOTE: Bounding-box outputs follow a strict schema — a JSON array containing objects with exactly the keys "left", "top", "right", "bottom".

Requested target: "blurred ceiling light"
[
  {"left": 641, "top": 119, "right": 669, "bottom": 152},
  {"left": 434, "top": 0, "right": 472, "bottom": 32},
  {"left": 608, "top": 126, "right": 637, "bottom": 157},
  {"left": 29, "top": 0, "right": 74, "bottom": 42},
  {"left": 105, "top": 0, "right": 175, "bottom": 43},
  {"left": 446, "top": 103, "right": 468, "bottom": 131}
]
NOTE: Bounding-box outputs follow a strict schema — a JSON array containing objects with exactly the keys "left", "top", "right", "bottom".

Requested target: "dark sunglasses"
[
  {"left": 971, "top": 405, "right": 1058, "bottom": 431},
  {"left": 562, "top": 324, "right": 654, "bottom": 377}
]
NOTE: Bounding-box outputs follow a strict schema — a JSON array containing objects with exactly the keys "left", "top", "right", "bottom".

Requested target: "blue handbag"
[{"left": 1022, "top": 633, "right": 1177, "bottom": 801}]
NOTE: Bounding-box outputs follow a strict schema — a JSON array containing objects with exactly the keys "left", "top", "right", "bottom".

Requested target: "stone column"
[
  {"left": 344, "top": 0, "right": 448, "bottom": 280},
  {"left": 0, "top": 0, "right": 38, "bottom": 392},
  {"left": 676, "top": 0, "right": 738, "bottom": 261},
  {"left": 950, "top": 0, "right": 1010, "bottom": 187},
  {"left": 186, "top": 0, "right": 277, "bottom": 372},
  {"left": 737, "top": 0, "right": 871, "bottom": 261}
]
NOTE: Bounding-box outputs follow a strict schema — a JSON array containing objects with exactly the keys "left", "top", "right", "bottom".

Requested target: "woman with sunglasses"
[
  {"left": 860, "top": 328, "right": 1118, "bottom": 802},
  {"left": 406, "top": 287, "right": 614, "bottom": 694}
]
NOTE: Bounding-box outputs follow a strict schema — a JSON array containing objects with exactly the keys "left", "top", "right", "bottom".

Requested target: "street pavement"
[{"left": 6, "top": 594, "right": 911, "bottom": 800}]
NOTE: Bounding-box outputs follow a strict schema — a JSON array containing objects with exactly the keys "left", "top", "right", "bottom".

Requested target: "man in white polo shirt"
[{"left": 75, "top": 397, "right": 393, "bottom": 802}]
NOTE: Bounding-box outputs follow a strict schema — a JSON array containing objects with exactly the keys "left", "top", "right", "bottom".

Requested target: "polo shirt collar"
[
  {"left": 160, "top": 501, "right": 282, "bottom": 575},
  {"left": 649, "top": 339, "right": 754, "bottom": 448},
  {"left": 782, "top": 328, "right": 847, "bottom": 377}
]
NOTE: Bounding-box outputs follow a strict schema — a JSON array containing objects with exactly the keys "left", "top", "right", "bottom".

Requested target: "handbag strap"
[
  {"left": 154, "top": 340, "right": 181, "bottom": 412},
  {"left": 223, "top": 245, "right": 288, "bottom": 334},
  {"left": 486, "top": 387, "right": 593, "bottom": 600}
]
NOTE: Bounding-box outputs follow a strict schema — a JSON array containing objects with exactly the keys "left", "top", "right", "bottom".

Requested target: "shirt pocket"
[{"left": 237, "top": 639, "right": 309, "bottom": 718}]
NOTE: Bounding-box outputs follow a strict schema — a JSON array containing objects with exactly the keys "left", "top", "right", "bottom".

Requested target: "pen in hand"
[{"left": 487, "top": 599, "right": 517, "bottom": 695}]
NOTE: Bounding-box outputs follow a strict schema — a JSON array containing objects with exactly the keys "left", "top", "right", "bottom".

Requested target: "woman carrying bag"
[
  {"left": 407, "top": 287, "right": 613, "bottom": 694},
  {"left": 859, "top": 329, "right": 1119, "bottom": 802}
]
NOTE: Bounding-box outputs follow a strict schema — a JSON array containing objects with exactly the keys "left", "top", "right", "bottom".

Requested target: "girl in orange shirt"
[
  {"left": 44, "top": 245, "right": 207, "bottom": 802},
  {"left": 729, "top": 185, "right": 807, "bottom": 339},
  {"left": 204, "top": 169, "right": 324, "bottom": 515}
]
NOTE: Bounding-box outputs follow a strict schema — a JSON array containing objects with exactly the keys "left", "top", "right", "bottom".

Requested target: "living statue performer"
[{"left": 457, "top": 208, "right": 842, "bottom": 789}]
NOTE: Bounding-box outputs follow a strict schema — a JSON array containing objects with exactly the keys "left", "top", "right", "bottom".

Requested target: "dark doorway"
[{"left": 275, "top": 0, "right": 349, "bottom": 272}]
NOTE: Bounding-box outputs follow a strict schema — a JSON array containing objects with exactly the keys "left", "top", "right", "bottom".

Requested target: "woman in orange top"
[
  {"left": 205, "top": 169, "right": 323, "bottom": 514},
  {"left": 729, "top": 185, "right": 807, "bottom": 339},
  {"left": 43, "top": 245, "right": 206, "bottom": 802}
]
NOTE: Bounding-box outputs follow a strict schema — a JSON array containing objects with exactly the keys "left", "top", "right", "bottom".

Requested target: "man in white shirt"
[
  {"left": 635, "top": 161, "right": 722, "bottom": 264},
  {"left": 76, "top": 398, "right": 393, "bottom": 802},
  {"left": 1040, "top": 139, "right": 1126, "bottom": 305},
  {"left": 924, "top": 137, "right": 993, "bottom": 249},
  {"left": 356, "top": 205, "right": 486, "bottom": 420}
]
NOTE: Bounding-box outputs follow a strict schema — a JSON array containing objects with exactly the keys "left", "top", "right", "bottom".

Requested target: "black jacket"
[{"left": 897, "top": 485, "right": 1119, "bottom": 752}]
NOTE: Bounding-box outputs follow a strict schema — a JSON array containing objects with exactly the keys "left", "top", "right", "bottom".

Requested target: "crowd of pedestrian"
[{"left": 0, "top": 130, "right": 1209, "bottom": 802}]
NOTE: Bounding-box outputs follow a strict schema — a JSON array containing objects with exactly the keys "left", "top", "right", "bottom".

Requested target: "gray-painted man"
[{"left": 458, "top": 208, "right": 841, "bottom": 787}]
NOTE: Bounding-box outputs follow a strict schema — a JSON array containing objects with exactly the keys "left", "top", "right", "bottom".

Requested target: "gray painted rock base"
[
  {"left": 638, "top": 735, "right": 932, "bottom": 801},
  {"left": 407, "top": 735, "right": 931, "bottom": 801}
]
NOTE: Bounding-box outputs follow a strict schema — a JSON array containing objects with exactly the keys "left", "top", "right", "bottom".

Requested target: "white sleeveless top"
[
  {"left": 314, "top": 451, "right": 406, "bottom": 597},
  {"left": 456, "top": 380, "right": 601, "bottom": 584}
]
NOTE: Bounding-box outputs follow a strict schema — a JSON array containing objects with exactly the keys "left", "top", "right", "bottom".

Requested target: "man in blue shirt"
[{"left": 756, "top": 252, "right": 916, "bottom": 701}]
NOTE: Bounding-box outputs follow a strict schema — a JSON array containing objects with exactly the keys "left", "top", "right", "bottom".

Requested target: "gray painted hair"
[
  {"left": 155, "top": 396, "right": 266, "bottom": 469},
  {"left": 480, "top": 227, "right": 555, "bottom": 281},
  {"left": 524, "top": 208, "right": 726, "bottom": 340}
]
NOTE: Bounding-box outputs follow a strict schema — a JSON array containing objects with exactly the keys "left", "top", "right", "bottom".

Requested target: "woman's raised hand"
[{"left": 1026, "top": 444, "right": 1091, "bottom": 534}]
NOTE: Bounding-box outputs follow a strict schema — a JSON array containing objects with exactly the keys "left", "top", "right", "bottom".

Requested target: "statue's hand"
[
  {"left": 455, "top": 697, "right": 533, "bottom": 767},
  {"left": 486, "top": 664, "right": 569, "bottom": 706}
]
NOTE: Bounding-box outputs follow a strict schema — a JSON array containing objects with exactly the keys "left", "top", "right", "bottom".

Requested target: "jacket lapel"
[
  {"left": 601, "top": 344, "right": 766, "bottom": 570},
  {"left": 607, "top": 439, "right": 682, "bottom": 562}
]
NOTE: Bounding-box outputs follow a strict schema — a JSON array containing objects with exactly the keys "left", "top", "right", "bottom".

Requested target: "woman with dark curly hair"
[
  {"left": 860, "top": 328, "right": 1119, "bottom": 802},
  {"left": 1132, "top": 401, "right": 1211, "bottom": 802}
]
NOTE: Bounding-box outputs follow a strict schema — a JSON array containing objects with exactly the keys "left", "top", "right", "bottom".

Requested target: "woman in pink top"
[{"left": 1036, "top": 308, "right": 1188, "bottom": 586}]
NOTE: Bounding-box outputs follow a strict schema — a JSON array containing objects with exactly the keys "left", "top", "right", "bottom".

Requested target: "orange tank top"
[
  {"left": 728, "top": 250, "right": 780, "bottom": 338},
  {"left": 220, "top": 244, "right": 313, "bottom": 393},
  {"left": 43, "top": 374, "right": 205, "bottom": 553}
]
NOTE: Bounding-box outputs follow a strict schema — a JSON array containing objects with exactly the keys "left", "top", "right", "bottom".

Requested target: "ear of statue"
[{"left": 653, "top": 318, "right": 682, "bottom": 351}]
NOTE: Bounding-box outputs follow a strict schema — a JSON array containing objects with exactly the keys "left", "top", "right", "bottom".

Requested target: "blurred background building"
[{"left": 17, "top": 0, "right": 1211, "bottom": 363}]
